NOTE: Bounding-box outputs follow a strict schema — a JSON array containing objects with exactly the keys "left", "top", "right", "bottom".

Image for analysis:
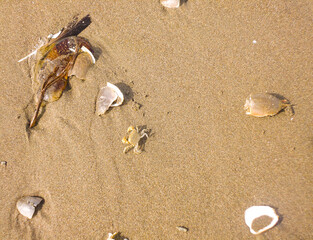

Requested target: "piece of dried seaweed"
[{"left": 26, "top": 15, "right": 93, "bottom": 128}]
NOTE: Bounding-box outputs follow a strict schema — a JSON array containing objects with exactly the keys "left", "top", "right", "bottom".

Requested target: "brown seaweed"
[{"left": 27, "top": 15, "right": 94, "bottom": 128}]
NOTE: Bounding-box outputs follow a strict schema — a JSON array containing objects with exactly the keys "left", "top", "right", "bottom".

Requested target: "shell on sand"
[
  {"left": 161, "top": 0, "right": 180, "bottom": 8},
  {"left": 16, "top": 196, "right": 43, "bottom": 219},
  {"left": 244, "top": 93, "right": 290, "bottom": 117},
  {"left": 68, "top": 45, "right": 95, "bottom": 80},
  {"left": 96, "top": 82, "right": 124, "bottom": 115},
  {"left": 68, "top": 52, "right": 94, "bottom": 80},
  {"left": 244, "top": 206, "right": 279, "bottom": 235}
]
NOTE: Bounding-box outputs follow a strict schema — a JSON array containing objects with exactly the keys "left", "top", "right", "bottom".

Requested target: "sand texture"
[{"left": 0, "top": 1, "right": 312, "bottom": 239}]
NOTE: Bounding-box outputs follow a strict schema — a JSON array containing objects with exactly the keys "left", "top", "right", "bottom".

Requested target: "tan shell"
[
  {"left": 69, "top": 52, "right": 94, "bottom": 80},
  {"left": 244, "top": 93, "right": 290, "bottom": 117}
]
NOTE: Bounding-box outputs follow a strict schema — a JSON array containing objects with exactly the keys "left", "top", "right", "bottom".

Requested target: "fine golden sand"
[{"left": 0, "top": 1, "right": 312, "bottom": 239}]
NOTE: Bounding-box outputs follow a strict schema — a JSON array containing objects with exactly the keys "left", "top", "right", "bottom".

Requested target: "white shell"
[
  {"left": 161, "top": 0, "right": 180, "bottom": 8},
  {"left": 245, "top": 206, "right": 279, "bottom": 235},
  {"left": 16, "top": 196, "right": 43, "bottom": 219},
  {"left": 96, "top": 82, "right": 124, "bottom": 116}
]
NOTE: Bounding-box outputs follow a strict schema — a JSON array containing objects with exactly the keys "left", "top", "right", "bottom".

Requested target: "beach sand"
[{"left": 0, "top": 1, "right": 312, "bottom": 239}]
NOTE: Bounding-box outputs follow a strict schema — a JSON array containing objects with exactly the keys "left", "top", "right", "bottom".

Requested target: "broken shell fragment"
[
  {"left": 161, "top": 0, "right": 180, "bottom": 8},
  {"left": 16, "top": 196, "right": 43, "bottom": 219},
  {"left": 96, "top": 82, "right": 124, "bottom": 115},
  {"left": 244, "top": 93, "right": 290, "bottom": 117},
  {"left": 245, "top": 206, "right": 279, "bottom": 235},
  {"left": 68, "top": 52, "right": 94, "bottom": 79},
  {"left": 69, "top": 44, "right": 96, "bottom": 80}
]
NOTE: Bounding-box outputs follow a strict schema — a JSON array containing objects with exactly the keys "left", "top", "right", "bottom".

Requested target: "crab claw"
[
  {"left": 127, "top": 126, "right": 135, "bottom": 132},
  {"left": 122, "top": 137, "right": 129, "bottom": 144}
]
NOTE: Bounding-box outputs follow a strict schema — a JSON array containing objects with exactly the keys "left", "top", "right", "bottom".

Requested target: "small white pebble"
[
  {"left": 161, "top": 0, "right": 180, "bottom": 8},
  {"left": 176, "top": 226, "right": 188, "bottom": 232},
  {"left": 252, "top": 40, "right": 257, "bottom": 44},
  {"left": 1, "top": 161, "right": 7, "bottom": 166}
]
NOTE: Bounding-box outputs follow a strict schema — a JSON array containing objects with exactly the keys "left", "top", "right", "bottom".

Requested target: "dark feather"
[
  {"left": 50, "top": 14, "right": 92, "bottom": 44},
  {"left": 63, "top": 14, "right": 92, "bottom": 38}
]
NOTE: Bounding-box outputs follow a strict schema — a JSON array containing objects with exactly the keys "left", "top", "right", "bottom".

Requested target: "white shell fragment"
[
  {"left": 81, "top": 46, "right": 96, "bottom": 64},
  {"left": 16, "top": 196, "right": 43, "bottom": 219},
  {"left": 245, "top": 206, "right": 279, "bottom": 235},
  {"left": 96, "top": 82, "right": 124, "bottom": 116},
  {"left": 161, "top": 0, "right": 180, "bottom": 8}
]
